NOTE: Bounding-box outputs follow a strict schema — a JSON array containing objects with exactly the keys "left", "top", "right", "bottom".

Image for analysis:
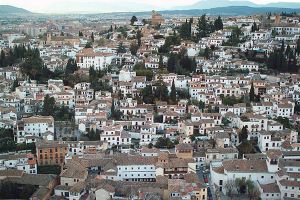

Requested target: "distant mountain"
[
  {"left": 266, "top": 2, "right": 300, "bottom": 8},
  {"left": 176, "top": 0, "right": 300, "bottom": 10},
  {"left": 0, "top": 5, "right": 31, "bottom": 15},
  {"left": 160, "top": 6, "right": 300, "bottom": 16},
  {"left": 85, "top": 6, "right": 300, "bottom": 19},
  {"left": 176, "top": 0, "right": 255, "bottom": 10}
]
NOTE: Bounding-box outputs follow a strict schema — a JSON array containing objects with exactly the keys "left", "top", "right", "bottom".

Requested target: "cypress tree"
[
  {"left": 240, "top": 126, "right": 248, "bottom": 142},
  {"left": 159, "top": 55, "right": 163, "bottom": 69},
  {"left": 137, "top": 30, "right": 142, "bottom": 47},
  {"left": 249, "top": 82, "right": 255, "bottom": 102},
  {"left": 214, "top": 16, "right": 223, "bottom": 31},
  {"left": 91, "top": 32, "right": 94, "bottom": 43},
  {"left": 0, "top": 50, "right": 5, "bottom": 67},
  {"left": 197, "top": 14, "right": 209, "bottom": 40},
  {"left": 170, "top": 80, "right": 177, "bottom": 104},
  {"left": 296, "top": 39, "right": 300, "bottom": 56}
]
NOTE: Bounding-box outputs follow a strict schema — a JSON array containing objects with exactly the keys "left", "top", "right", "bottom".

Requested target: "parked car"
[{"left": 204, "top": 177, "right": 209, "bottom": 183}]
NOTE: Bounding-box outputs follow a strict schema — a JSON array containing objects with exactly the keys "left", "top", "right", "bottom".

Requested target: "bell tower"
[{"left": 46, "top": 33, "right": 52, "bottom": 44}]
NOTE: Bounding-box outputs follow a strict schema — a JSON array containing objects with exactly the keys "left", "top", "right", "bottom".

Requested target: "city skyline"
[{"left": 0, "top": 0, "right": 300, "bottom": 13}]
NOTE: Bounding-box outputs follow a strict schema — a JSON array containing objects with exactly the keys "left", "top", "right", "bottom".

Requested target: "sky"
[{"left": 0, "top": 0, "right": 300, "bottom": 13}]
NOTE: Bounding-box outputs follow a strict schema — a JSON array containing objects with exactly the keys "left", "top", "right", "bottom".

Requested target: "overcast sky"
[{"left": 0, "top": 0, "right": 300, "bottom": 13}]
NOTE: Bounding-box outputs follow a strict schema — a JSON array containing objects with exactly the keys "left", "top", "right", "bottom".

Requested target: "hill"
[
  {"left": 160, "top": 6, "right": 300, "bottom": 16},
  {"left": 97, "top": 6, "right": 300, "bottom": 18},
  {"left": 0, "top": 5, "right": 31, "bottom": 15},
  {"left": 176, "top": 0, "right": 300, "bottom": 10}
]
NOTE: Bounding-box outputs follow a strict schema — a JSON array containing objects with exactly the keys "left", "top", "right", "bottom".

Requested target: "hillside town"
[{"left": 0, "top": 9, "right": 300, "bottom": 200}]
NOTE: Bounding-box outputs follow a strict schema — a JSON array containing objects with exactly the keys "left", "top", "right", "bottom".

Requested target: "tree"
[
  {"left": 0, "top": 50, "right": 6, "bottom": 67},
  {"left": 111, "top": 98, "right": 116, "bottom": 117},
  {"left": 196, "top": 14, "right": 209, "bottom": 40},
  {"left": 154, "top": 81, "right": 169, "bottom": 102},
  {"left": 91, "top": 32, "right": 94, "bottom": 42},
  {"left": 251, "top": 22, "right": 259, "bottom": 32},
  {"left": 224, "top": 26, "right": 242, "bottom": 46},
  {"left": 204, "top": 46, "right": 211, "bottom": 59},
  {"left": 141, "top": 85, "right": 154, "bottom": 104},
  {"left": 159, "top": 34, "right": 181, "bottom": 53},
  {"left": 248, "top": 186, "right": 261, "bottom": 200},
  {"left": 11, "top": 79, "right": 19, "bottom": 92},
  {"left": 179, "top": 56, "right": 196, "bottom": 73},
  {"left": 159, "top": 55, "right": 163, "bottom": 69},
  {"left": 179, "top": 19, "right": 192, "bottom": 39},
  {"left": 199, "top": 100, "right": 205, "bottom": 111},
  {"left": 79, "top": 31, "right": 83, "bottom": 37},
  {"left": 129, "top": 42, "right": 139, "bottom": 56},
  {"left": 154, "top": 137, "right": 175, "bottom": 149},
  {"left": 110, "top": 99, "right": 123, "bottom": 120},
  {"left": 238, "top": 141, "right": 253, "bottom": 156},
  {"left": 224, "top": 179, "right": 236, "bottom": 197},
  {"left": 86, "top": 129, "right": 99, "bottom": 141},
  {"left": 85, "top": 42, "right": 92, "bottom": 48},
  {"left": 235, "top": 178, "right": 247, "bottom": 194},
  {"left": 170, "top": 80, "right": 177, "bottom": 104},
  {"left": 255, "top": 94, "right": 261, "bottom": 102},
  {"left": 222, "top": 117, "right": 231, "bottom": 126},
  {"left": 275, "top": 117, "right": 291, "bottom": 129},
  {"left": 296, "top": 39, "right": 300, "bottom": 56},
  {"left": 117, "top": 42, "right": 126, "bottom": 54},
  {"left": 21, "top": 47, "right": 46, "bottom": 82},
  {"left": 167, "top": 53, "right": 178, "bottom": 73},
  {"left": 148, "top": 143, "right": 153, "bottom": 148},
  {"left": 267, "top": 40, "right": 298, "bottom": 73},
  {"left": 133, "top": 62, "right": 153, "bottom": 81},
  {"left": 130, "top": 16, "right": 138, "bottom": 25},
  {"left": 239, "top": 126, "right": 248, "bottom": 142},
  {"left": 136, "top": 30, "right": 142, "bottom": 47},
  {"left": 249, "top": 82, "right": 255, "bottom": 102},
  {"left": 220, "top": 95, "right": 244, "bottom": 106},
  {"left": 88, "top": 67, "right": 109, "bottom": 91},
  {"left": 214, "top": 16, "right": 223, "bottom": 31},
  {"left": 65, "top": 58, "right": 78, "bottom": 75},
  {"left": 42, "top": 94, "right": 55, "bottom": 116}
]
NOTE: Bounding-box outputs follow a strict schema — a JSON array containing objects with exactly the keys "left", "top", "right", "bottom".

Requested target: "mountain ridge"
[
  {"left": 0, "top": 4, "right": 300, "bottom": 16},
  {"left": 175, "top": 0, "right": 300, "bottom": 10},
  {"left": 0, "top": 5, "right": 31, "bottom": 14}
]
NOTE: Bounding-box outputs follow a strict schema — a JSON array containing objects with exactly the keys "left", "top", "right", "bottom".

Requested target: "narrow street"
[{"left": 197, "top": 167, "right": 216, "bottom": 200}]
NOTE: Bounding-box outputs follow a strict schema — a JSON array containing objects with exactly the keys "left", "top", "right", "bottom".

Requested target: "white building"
[
  {"left": 100, "top": 125, "right": 131, "bottom": 148},
  {"left": 0, "top": 153, "right": 37, "bottom": 174},
  {"left": 76, "top": 48, "right": 114, "bottom": 70},
  {"left": 211, "top": 159, "right": 276, "bottom": 195},
  {"left": 16, "top": 116, "right": 55, "bottom": 144}
]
